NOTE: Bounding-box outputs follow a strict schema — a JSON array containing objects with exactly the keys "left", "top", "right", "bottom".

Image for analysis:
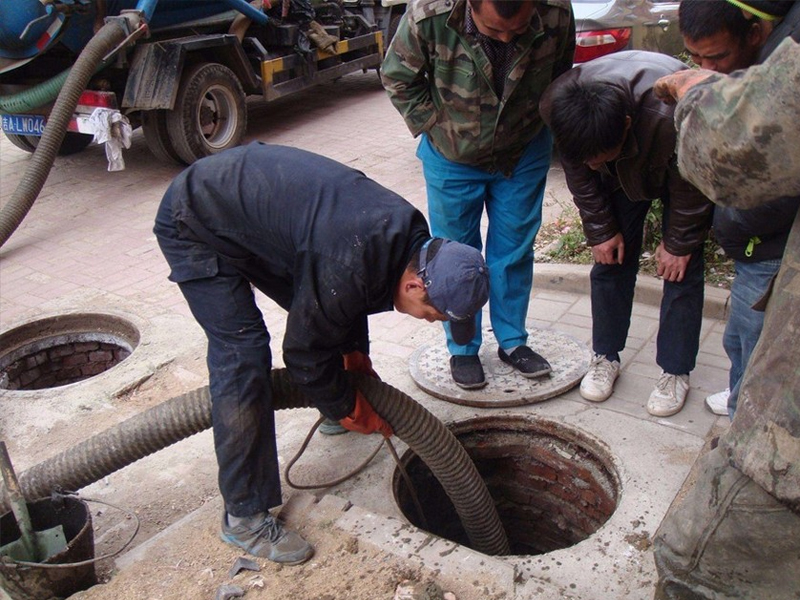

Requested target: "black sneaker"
[
  {"left": 220, "top": 512, "right": 314, "bottom": 565},
  {"left": 498, "top": 346, "right": 551, "bottom": 378},
  {"left": 450, "top": 355, "right": 487, "bottom": 389}
]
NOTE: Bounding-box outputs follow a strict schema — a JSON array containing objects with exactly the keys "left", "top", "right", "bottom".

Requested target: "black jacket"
[
  {"left": 713, "top": 4, "right": 800, "bottom": 263},
  {"left": 540, "top": 51, "right": 713, "bottom": 255},
  {"left": 758, "top": 0, "right": 800, "bottom": 61},
  {"left": 713, "top": 197, "right": 800, "bottom": 262},
  {"left": 162, "top": 142, "right": 429, "bottom": 419}
]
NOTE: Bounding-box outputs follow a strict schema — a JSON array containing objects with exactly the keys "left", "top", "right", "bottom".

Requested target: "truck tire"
[
  {"left": 3, "top": 131, "right": 93, "bottom": 156},
  {"left": 165, "top": 62, "right": 247, "bottom": 165},
  {"left": 4, "top": 133, "right": 37, "bottom": 153},
  {"left": 141, "top": 109, "right": 182, "bottom": 164}
]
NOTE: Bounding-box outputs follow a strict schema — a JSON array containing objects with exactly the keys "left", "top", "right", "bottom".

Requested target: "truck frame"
[{"left": 0, "top": 0, "right": 408, "bottom": 164}]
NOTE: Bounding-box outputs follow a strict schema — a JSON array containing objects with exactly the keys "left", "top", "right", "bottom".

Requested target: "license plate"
[{"left": 1, "top": 113, "right": 46, "bottom": 136}]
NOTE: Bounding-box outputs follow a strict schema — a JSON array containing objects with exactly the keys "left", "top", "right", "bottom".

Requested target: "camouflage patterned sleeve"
[
  {"left": 551, "top": 3, "right": 576, "bottom": 80},
  {"left": 674, "top": 39, "right": 800, "bottom": 209},
  {"left": 380, "top": 10, "right": 438, "bottom": 137}
]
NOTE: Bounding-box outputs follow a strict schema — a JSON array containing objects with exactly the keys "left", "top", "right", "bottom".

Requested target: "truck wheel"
[
  {"left": 165, "top": 62, "right": 247, "bottom": 165},
  {"left": 141, "top": 109, "right": 182, "bottom": 164},
  {"left": 4, "top": 131, "right": 93, "bottom": 155}
]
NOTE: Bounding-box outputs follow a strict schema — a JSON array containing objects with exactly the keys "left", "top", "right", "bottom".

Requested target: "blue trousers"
[
  {"left": 591, "top": 190, "right": 705, "bottom": 375},
  {"left": 417, "top": 129, "right": 552, "bottom": 354},
  {"left": 154, "top": 198, "right": 282, "bottom": 518},
  {"left": 724, "top": 258, "right": 781, "bottom": 416}
]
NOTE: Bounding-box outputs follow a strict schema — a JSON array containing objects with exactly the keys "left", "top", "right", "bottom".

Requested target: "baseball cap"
[{"left": 418, "top": 238, "right": 489, "bottom": 345}]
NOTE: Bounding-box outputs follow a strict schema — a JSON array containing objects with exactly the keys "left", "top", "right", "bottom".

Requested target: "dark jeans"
[
  {"left": 590, "top": 190, "right": 704, "bottom": 375},
  {"left": 154, "top": 198, "right": 282, "bottom": 518}
]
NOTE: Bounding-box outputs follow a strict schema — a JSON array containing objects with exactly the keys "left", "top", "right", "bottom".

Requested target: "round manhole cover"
[{"left": 409, "top": 328, "right": 592, "bottom": 407}]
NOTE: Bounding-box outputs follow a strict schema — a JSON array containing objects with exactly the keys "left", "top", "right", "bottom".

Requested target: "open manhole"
[
  {"left": 0, "top": 313, "right": 140, "bottom": 391},
  {"left": 393, "top": 416, "right": 620, "bottom": 556}
]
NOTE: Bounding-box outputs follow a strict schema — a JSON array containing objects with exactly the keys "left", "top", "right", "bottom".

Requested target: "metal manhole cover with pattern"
[{"left": 409, "top": 328, "right": 592, "bottom": 407}]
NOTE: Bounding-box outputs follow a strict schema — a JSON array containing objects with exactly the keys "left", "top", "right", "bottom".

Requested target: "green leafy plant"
[{"left": 536, "top": 201, "right": 735, "bottom": 289}]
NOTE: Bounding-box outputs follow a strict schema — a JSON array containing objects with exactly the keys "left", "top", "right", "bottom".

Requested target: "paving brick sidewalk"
[{"left": 0, "top": 71, "right": 731, "bottom": 599}]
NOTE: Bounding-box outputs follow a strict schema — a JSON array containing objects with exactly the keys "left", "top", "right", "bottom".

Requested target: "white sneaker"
[
  {"left": 648, "top": 372, "right": 690, "bottom": 417},
  {"left": 704, "top": 388, "right": 730, "bottom": 415},
  {"left": 580, "top": 355, "right": 621, "bottom": 402}
]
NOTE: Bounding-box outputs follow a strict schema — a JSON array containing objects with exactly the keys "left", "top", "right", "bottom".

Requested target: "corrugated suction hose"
[
  {"left": 0, "top": 20, "right": 129, "bottom": 248},
  {"left": 0, "top": 370, "right": 510, "bottom": 556}
]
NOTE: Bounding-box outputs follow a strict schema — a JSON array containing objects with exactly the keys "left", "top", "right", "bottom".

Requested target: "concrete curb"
[{"left": 534, "top": 263, "right": 731, "bottom": 321}]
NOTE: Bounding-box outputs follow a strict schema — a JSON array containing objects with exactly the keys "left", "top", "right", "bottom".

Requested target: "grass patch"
[{"left": 535, "top": 202, "right": 735, "bottom": 290}]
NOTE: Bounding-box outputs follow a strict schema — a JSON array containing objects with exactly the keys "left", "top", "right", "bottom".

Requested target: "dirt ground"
[
  {"left": 3, "top": 352, "right": 498, "bottom": 600},
  {"left": 73, "top": 512, "right": 458, "bottom": 600}
]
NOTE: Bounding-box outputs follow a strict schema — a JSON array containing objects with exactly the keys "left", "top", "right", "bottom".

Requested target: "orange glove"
[
  {"left": 343, "top": 351, "right": 380, "bottom": 380},
  {"left": 340, "top": 391, "right": 393, "bottom": 438}
]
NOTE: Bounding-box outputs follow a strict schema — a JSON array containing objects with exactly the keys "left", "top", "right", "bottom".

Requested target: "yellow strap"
[{"left": 725, "top": 0, "right": 779, "bottom": 21}]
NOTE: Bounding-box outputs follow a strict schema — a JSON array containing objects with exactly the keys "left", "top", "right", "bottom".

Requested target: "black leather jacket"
[{"left": 540, "top": 51, "right": 712, "bottom": 255}]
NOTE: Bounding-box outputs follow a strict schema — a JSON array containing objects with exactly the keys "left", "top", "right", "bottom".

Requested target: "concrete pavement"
[{"left": 0, "top": 71, "right": 731, "bottom": 599}]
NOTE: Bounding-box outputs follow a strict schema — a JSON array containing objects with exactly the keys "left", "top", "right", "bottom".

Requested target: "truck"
[{"left": 0, "top": 0, "right": 408, "bottom": 165}]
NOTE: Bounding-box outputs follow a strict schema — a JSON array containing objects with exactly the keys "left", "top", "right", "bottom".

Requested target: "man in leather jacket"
[
  {"left": 153, "top": 142, "right": 489, "bottom": 564},
  {"left": 679, "top": 0, "right": 800, "bottom": 417},
  {"left": 540, "top": 51, "right": 712, "bottom": 417}
]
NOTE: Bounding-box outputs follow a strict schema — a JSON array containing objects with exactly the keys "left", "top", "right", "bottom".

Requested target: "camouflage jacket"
[
  {"left": 380, "top": 0, "right": 574, "bottom": 175},
  {"left": 675, "top": 39, "right": 800, "bottom": 508}
]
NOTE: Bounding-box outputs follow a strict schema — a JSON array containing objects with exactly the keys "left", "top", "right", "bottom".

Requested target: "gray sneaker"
[
  {"left": 318, "top": 415, "right": 348, "bottom": 436},
  {"left": 220, "top": 512, "right": 314, "bottom": 565}
]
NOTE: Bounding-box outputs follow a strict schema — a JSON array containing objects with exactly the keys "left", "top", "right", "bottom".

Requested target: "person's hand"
[
  {"left": 654, "top": 69, "right": 716, "bottom": 105},
  {"left": 343, "top": 351, "right": 380, "bottom": 379},
  {"left": 340, "top": 391, "right": 393, "bottom": 437},
  {"left": 591, "top": 233, "right": 625, "bottom": 265},
  {"left": 655, "top": 242, "right": 691, "bottom": 282}
]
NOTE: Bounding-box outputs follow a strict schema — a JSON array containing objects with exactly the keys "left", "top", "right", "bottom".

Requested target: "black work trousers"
[{"left": 154, "top": 197, "right": 282, "bottom": 518}]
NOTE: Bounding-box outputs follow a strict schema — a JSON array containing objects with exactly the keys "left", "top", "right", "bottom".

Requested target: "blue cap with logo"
[{"left": 418, "top": 238, "right": 489, "bottom": 345}]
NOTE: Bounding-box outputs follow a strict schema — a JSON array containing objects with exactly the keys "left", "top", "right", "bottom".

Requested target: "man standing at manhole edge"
[
  {"left": 153, "top": 142, "right": 489, "bottom": 565},
  {"left": 381, "top": 0, "right": 575, "bottom": 390}
]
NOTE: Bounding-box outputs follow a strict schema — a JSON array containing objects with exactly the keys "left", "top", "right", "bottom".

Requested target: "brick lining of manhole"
[
  {"left": 392, "top": 416, "right": 620, "bottom": 556},
  {"left": 0, "top": 314, "right": 140, "bottom": 391},
  {"left": 409, "top": 328, "right": 592, "bottom": 407}
]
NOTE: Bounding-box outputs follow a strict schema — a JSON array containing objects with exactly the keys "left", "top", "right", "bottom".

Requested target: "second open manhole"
[
  {"left": 0, "top": 313, "right": 140, "bottom": 391},
  {"left": 393, "top": 416, "right": 620, "bottom": 555}
]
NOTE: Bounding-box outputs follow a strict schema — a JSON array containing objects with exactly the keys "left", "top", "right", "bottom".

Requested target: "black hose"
[
  {"left": 0, "top": 20, "right": 129, "bottom": 249},
  {"left": 1, "top": 370, "right": 510, "bottom": 556}
]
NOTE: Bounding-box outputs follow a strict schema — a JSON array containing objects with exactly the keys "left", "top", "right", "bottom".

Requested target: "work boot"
[
  {"left": 647, "top": 372, "right": 690, "bottom": 417},
  {"left": 449, "top": 355, "right": 486, "bottom": 389},
  {"left": 220, "top": 512, "right": 314, "bottom": 565},
  {"left": 580, "top": 354, "right": 620, "bottom": 402},
  {"left": 498, "top": 346, "right": 551, "bottom": 378}
]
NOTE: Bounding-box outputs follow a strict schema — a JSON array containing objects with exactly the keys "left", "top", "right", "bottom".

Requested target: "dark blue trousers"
[
  {"left": 154, "top": 197, "right": 282, "bottom": 518},
  {"left": 590, "top": 189, "right": 704, "bottom": 375}
]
